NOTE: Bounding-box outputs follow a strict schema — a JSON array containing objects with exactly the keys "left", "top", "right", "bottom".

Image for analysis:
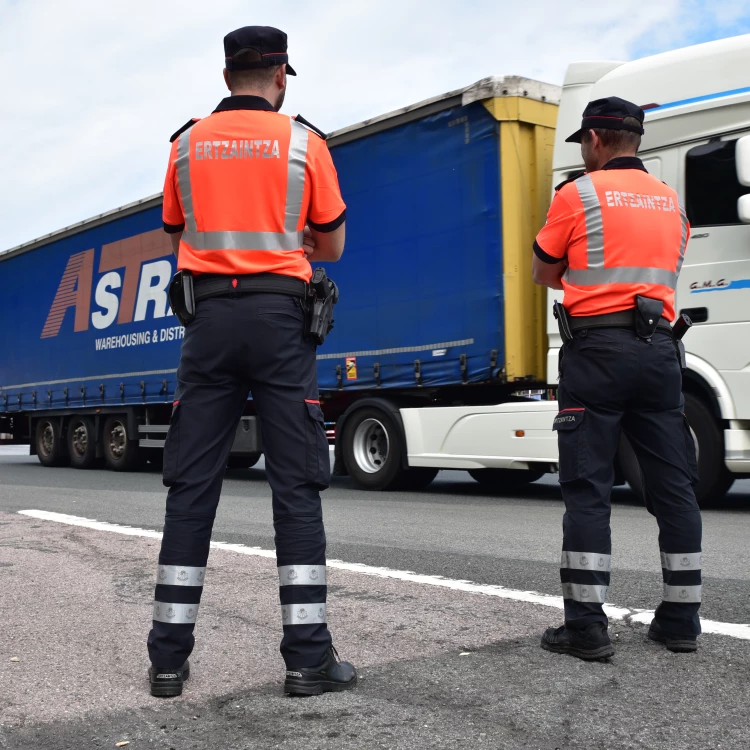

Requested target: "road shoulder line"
[{"left": 18, "top": 509, "right": 750, "bottom": 641}]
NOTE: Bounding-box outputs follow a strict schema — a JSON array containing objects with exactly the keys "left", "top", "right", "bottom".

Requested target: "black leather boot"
[
  {"left": 648, "top": 619, "right": 698, "bottom": 653},
  {"left": 148, "top": 660, "right": 190, "bottom": 697},
  {"left": 541, "top": 623, "right": 614, "bottom": 661},
  {"left": 284, "top": 646, "right": 357, "bottom": 696}
]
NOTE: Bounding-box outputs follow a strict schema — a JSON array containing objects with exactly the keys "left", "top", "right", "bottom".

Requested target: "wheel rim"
[
  {"left": 71, "top": 423, "right": 88, "bottom": 457},
  {"left": 108, "top": 421, "right": 127, "bottom": 459},
  {"left": 352, "top": 418, "right": 389, "bottom": 474},
  {"left": 40, "top": 423, "right": 55, "bottom": 457}
]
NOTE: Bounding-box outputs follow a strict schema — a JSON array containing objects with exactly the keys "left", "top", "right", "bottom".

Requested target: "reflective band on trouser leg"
[
  {"left": 561, "top": 550, "right": 612, "bottom": 572},
  {"left": 157, "top": 564, "right": 206, "bottom": 586},
  {"left": 663, "top": 584, "right": 702, "bottom": 603},
  {"left": 562, "top": 582, "right": 608, "bottom": 604},
  {"left": 177, "top": 117, "right": 308, "bottom": 253},
  {"left": 278, "top": 564, "right": 327, "bottom": 586},
  {"left": 575, "top": 173, "right": 605, "bottom": 269},
  {"left": 660, "top": 552, "right": 701, "bottom": 571},
  {"left": 281, "top": 603, "right": 327, "bottom": 625},
  {"left": 153, "top": 602, "right": 200, "bottom": 624}
]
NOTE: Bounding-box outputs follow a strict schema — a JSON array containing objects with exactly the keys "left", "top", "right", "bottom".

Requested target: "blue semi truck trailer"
[{"left": 0, "top": 76, "right": 563, "bottom": 490}]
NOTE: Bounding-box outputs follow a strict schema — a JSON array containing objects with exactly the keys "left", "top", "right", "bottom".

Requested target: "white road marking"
[{"left": 18, "top": 509, "right": 750, "bottom": 641}]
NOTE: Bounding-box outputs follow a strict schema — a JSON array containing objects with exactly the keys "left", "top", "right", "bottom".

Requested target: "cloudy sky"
[{"left": 1, "top": 0, "right": 749, "bottom": 251}]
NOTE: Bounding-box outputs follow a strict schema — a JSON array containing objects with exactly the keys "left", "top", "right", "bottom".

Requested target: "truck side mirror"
[{"left": 736, "top": 135, "right": 750, "bottom": 186}]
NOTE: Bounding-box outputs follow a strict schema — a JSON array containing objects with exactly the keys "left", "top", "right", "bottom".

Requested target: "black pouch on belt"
[
  {"left": 634, "top": 295, "right": 664, "bottom": 338},
  {"left": 168, "top": 270, "right": 195, "bottom": 327}
]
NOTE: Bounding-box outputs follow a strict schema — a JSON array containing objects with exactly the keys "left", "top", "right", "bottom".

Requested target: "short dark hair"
[
  {"left": 227, "top": 49, "right": 280, "bottom": 90},
  {"left": 584, "top": 116, "right": 642, "bottom": 152}
]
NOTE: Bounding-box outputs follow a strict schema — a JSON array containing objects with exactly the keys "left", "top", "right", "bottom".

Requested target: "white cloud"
[{"left": 0, "top": 0, "right": 743, "bottom": 250}]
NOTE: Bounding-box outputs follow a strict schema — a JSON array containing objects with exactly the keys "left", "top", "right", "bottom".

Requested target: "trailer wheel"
[
  {"left": 618, "top": 393, "right": 734, "bottom": 510},
  {"left": 35, "top": 419, "right": 68, "bottom": 467},
  {"left": 227, "top": 453, "right": 261, "bottom": 470},
  {"left": 468, "top": 468, "right": 543, "bottom": 489},
  {"left": 67, "top": 416, "right": 98, "bottom": 469},
  {"left": 342, "top": 407, "right": 407, "bottom": 491},
  {"left": 102, "top": 416, "right": 141, "bottom": 472}
]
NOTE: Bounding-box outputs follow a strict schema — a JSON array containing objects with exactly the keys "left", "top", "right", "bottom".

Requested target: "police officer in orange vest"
[
  {"left": 532, "top": 97, "right": 701, "bottom": 660},
  {"left": 147, "top": 26, "right": 357, "bottom": 697}
]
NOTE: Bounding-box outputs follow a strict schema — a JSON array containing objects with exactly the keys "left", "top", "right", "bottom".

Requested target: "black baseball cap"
[
  {"left": 566, "top": 96, "right": 645, "bottom": 143},
  {"left": 224, "top": 26, "right": 296, "bottom": 76}
]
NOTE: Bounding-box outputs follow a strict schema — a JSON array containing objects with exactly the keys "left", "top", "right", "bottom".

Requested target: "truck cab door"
[{"left": 676, "top": 133, "right": 750, "bottom": 419}]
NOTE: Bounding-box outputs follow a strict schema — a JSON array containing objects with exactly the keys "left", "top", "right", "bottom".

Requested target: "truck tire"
[
  {"left": 227, "top": 453, "right": 261, "bottom": 470},
  {"left": 618, "top": 394, "right": 734, "bottom": 510},
  {"left": 35, "top": 419, "right": 68, "bottom": 467},
  {"left": 102, "top": 416, "right": 141, "bottom": 471},
  {"left": 684, "top": 392, "right": 734, "bottom": 508},
  {"left": 397, "top": 467, "right": 439, "bottom": 491},
  {"left": 67, "top": 416, "right": 98, "bottom": 469},
  {"left": 342, "top": 407, "right": 408, "bottom": 491},
  {"left": 468, "top": 468, "right": 543, "bottom": 490}
]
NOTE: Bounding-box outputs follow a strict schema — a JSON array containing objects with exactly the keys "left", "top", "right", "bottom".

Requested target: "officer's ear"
[
  {"left": 275, "top": 65, "right": 287, "bottom": 90},
  {"left": 223, "top": 68, "right": 232, "bottom": 92}
]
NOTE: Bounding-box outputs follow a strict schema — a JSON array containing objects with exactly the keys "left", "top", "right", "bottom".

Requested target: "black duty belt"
[
  {"left": 193, "top": 273, "right": 307, "bottom": 302},
  {"left": 569, "top": 310, "right": 672, "bottom": 333}
]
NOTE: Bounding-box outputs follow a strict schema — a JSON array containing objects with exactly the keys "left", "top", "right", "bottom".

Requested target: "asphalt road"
[{"left": 2, "top": 450, "right": 750, "bottom": 749}]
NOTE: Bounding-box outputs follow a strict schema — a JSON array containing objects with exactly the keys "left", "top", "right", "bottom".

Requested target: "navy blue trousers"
[
  {"left": 555, "top": 327, "right": 702, "bottom": 636},
  {"left": 147, "top": 293, "right": 332, "bottom": 669}
]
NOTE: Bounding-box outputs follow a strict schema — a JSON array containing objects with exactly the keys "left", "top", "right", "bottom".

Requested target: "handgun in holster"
[
  {"left": 553, "top": 300, "right": 573, "bottom": 344},
  {"left": 306, "top": 267, "right": 339, "bottom": 346},
  {"left": 168, "top": 270, "right": 196, "bottom": 327}
]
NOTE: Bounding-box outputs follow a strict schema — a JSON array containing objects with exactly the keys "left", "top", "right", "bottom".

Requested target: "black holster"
[
  {"left": 553, "top": 300, "right": 573, "bottom": 344},
  {"left": 168, "top": 270, "right": 196, "bottom": 327},
  {"left": 306, "top": 267, "right": 339, "bottom": 346}
]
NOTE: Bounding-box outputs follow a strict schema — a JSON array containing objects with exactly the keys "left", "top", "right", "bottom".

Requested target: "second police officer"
[
  {"left": 532, "top": 97, "right": 702, "bottom": 660},
  {"left": 146, "top": 25, "right": 357, "bottom": 697}
]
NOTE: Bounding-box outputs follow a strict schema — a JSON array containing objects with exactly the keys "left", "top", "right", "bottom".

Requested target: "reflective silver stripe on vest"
[
  {"left": 561, "top": 551, "right": 612, "bottom": 573},
  {"left": 676, "top": 199, "right": 689, "bottom": 275},
  {"left": 575, "top": 174, "right": 605, "bottom": 269},
  {"left": 660, "top": 552, "right": 702, "bottom": 571},
  {"left": 153, "top": 601, "right": 200, "bottom": 624},
  {"left": 663, "top": 584, "right": 702, "bottom": 603},
  {"left": 176, "top": 118, "right": 308, "bottom": 253},
  {"left": 278, "top": 564, "right": 326, "bottom": 586},
  {"left": 157, "top": 565, "right": 206, "bottom": 587},
  {"left": 285, "top": 120, "right": 309, "bottom": 233},
  {"left": 281, "top": 603, "right": 327, "bottom": 625},
  {"left": 562, "top": 582, "right": 608, "bottom": 604},
  {"left": 566, "top": 266, "right": 678, "bottom": 288},
  {"left": 176, "top": 129, "right": 196, "bottom": 233}
]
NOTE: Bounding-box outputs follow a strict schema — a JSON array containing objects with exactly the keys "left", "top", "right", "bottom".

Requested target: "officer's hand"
[{"left": 303, "top": 226, "right": 316, "bottom": 257}]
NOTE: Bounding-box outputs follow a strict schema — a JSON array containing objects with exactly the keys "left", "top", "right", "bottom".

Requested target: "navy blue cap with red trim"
[
  {"left": 223, "top": 26, "right": 296, "bottom": 76},
  {"left": 566, "top": 96, "right": 645, "bottom": 143}
]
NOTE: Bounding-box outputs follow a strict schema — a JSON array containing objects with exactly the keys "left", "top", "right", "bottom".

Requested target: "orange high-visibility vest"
[
  {"left": 534, "top": 159, "right": 689, "bottom": 319},
  {"left": 162, "top": 96, "right": 346, "bottom": 282}
]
